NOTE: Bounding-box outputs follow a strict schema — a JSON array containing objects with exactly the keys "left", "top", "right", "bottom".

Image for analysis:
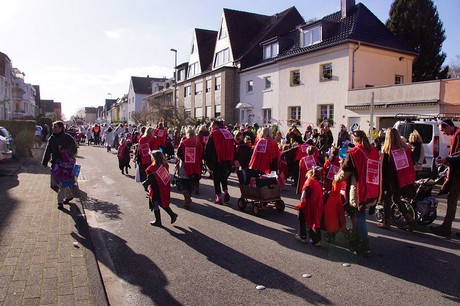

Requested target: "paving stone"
[
  {"left": 57, "top": 294, "right": 74, "bottom": 306},
  {"left": 41, "top": 277, "right": 57, "bottom": 291},
  {"left": 73, "top": 286, "right": 90, "bottom": 301},
  {"left": 22, "top": 297, "right": 40, "bottom": 306},
  {"left": 12, "top": 269, "right": 29, "bottom": 281},
  {"left": 23, "top": 284, "right": 41, "bottom": 299},
  {"left": 40, "top": 289, "right": 57, "bottom": 305}
]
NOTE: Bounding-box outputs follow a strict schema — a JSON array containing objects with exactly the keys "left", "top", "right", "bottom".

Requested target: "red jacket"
[
  {"left": 389, "top": 146, "right": 415, "bottom": 188},
  {"left": 323, "top": 157, "right": 340, "bottom": 193},
  {"left": 349, "top": 144, "right": 380, "bottom": 205},
  {"left": 295, "top": 177, "right": 323, "bottom": 229},
  {"left": 297, "top": 155, "right": 319, "bottom": 194},
  {"left": 211, "top": 128, "right": 235, "bottom": 162},
  {"left": 249, "top": 138, "right": 280, "bottom": 174},
  {"left": 178, "top": 137, "right": 203, "bottom": 177},
  {"left": 145, "top": 163, "right": 170, "bottom": 208},
  {"left": 138, "top": 135, "right": 154, "bottom": 165},
  {"left": 154, "top": 128, "right": 167, "bottom": 147},
  {"left": 294, "top": 143, "right": 310, "bottom": 161},
  {"left": 323, "top": 181, "right": 347, "bottom": 233}
]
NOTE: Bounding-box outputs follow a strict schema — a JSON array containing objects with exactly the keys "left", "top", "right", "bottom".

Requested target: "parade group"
[{"left": 42, "top": 116, "right": 459, "bottom": 258}]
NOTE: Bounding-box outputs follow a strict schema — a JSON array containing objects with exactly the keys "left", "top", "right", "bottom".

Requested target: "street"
[{"left": 77, "top": 144, "right": 460, "bottom": 306}]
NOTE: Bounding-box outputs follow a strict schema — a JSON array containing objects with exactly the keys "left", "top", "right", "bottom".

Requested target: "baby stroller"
[
  {"left": 236, "top": 169, "right": 285, "bottom": 216},
  {"left": 374, "top": 166, "right": 447, "bottom": 229}
]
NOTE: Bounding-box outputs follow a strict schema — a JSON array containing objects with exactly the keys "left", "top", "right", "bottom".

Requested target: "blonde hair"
[
  {"left": 258, "top": 126, "right": 272, "bottom": 139},
  {"left": 408, "top": 130, "right": 422, "bottom": 144},
  {"left": 381, "top": 127, "right": 407, "bottom": 154},
  {"left": 306, "top": 168, "right": 322, "bottom": 180},
  {"left": 185, "top": 126, "right": 195, "bottom": 138},
  {"left": 143, "top": 126, "right": 154, "bottom": 137}
]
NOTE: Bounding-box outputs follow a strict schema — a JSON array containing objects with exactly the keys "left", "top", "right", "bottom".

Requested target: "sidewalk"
[{"left": 0, "top": 148, "right": 108, "bottom": 306}]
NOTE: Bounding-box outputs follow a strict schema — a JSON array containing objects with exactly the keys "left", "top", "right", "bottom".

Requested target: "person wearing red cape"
[{"left": 249, "top": 127, "right": 280, "bottom": 174}]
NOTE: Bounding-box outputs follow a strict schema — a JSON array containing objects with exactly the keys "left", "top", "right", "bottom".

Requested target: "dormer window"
[
  {"left": 263, "top": 42, "right": 279, "bottom": 59},
  {"left": 303, "top": 26, "right": 321, "bottom": 47},
  {"left": 219, "top": 22, "right": 227, "bottom": 39},
  {"left": 188, "top": 62, "right": 198, "bottom": 78},
  {"left": 214, "top": 48, "right": 230, "bottom": 67}
]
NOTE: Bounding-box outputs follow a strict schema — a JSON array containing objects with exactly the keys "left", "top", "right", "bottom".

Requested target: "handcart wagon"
[{"left": 237, "top": 169, "right": 285, "bottom": 215}]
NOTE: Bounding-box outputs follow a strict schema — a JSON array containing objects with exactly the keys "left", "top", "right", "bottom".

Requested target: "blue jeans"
[{"left": 356, "top": 209, "right": 368, "bottom": 240}]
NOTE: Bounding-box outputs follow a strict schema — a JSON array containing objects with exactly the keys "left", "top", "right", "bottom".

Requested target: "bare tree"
[{"left": 448, "top": 55, "right": 460, "bottom": 78}]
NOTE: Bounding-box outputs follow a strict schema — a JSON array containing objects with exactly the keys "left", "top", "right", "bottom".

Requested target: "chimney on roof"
[{"left": 341, "top": 0, "right": 355, "bottom": 19}]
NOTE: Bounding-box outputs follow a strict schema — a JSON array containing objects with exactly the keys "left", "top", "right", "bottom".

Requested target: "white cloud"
[{"left": 104, "top": 29, "right": 122, "bottom": 40}]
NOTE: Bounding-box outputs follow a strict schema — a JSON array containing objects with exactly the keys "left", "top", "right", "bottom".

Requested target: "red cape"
[
  {"left": 146, "top": 163, "right": 171, "bottom": 208},
  {"left": 295, "top": 177, "right": 323, "bottom": 229},
  {"left": 249, "top": 138, "right": 280, "bottom": 174},
  {"left": 178, "top": 137, "right": 203, "bottom": 176}
]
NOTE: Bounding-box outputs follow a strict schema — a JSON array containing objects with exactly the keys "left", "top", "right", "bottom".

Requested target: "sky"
[{"left": 1, "top": 0, "right": 459, "bottom": 119}]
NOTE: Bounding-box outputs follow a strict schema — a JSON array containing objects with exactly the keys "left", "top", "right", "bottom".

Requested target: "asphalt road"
[{"left": 76, "top": 144, "right": 460, "bottom": 306}]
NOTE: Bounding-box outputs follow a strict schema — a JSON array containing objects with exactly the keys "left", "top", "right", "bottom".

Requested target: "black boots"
[
  {"left": 150, "top": 210, "right": 162, "bottom": 227},
  {"left": 150, "top": 207, "right": 177, "bottom": 227},
  {"left": 164, "top": 207, "right": 178, "bottom": 224}
]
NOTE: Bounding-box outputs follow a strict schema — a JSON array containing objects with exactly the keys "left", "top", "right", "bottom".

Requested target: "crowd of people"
[{"left": 42, "top": 117, "right": 459, "bottom": 258}]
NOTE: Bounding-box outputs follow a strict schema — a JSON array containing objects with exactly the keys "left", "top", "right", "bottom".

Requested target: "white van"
[{"left": 393, "top": 114, "right": 454, "bottom": 174}]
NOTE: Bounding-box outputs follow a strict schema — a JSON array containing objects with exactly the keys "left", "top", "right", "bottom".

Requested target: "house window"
[
  {"left": 395, "top": 75, "right": 404, "bottom": 84},
  {"left": 215, "top": 76, "right": 221, "bottom": 90},
  {"left": 263, "top": 108, "right": 272, "bottom": 124},
  {"left": 195, "top": 107, "right": 203, "bottom": 118},
  {"left": 303, "top": 26, "right": 321, "bottom": 47},
  {"left": 289, "top": 106, "right": 301, "bottom": 120},
  {"left": 184, "top": 86, "right": 191, "bottom": 97},
  {"left": 291, "top": 70, "right": 301, "bottom": 85},
  {"left": 188, "top": 62, "right": 198, "bottom": 78},
  {"left": 321, "top": 63, "right": 333, "bottom": 80},
  {"left": 206, "top": 106, "right": 211, "bottom": 117},
  {"left": 195, "top": 83, "right": 203, "bottom": 95},
  {"left": 320, "top": 104, "right": 334, "bottom": 123},
  {"left": 206, "top": 80, "right": 212, "bottom": 92},
  {"left": 215, "top": 104, "right": 221, "bottom": 117},
  {"left": 246, "top": 80, "right": 253, "bottom": 93},
  {"left": 219, "top": 23, "right": 227, "bottom": 39},
  {"left": 185, "top": 109, "right": 191, "bottom": 119},
  {"left": 263, "top": 42, "right": 279, "bottom": 59},
  {"left": 178, "top": 69, "right": 184, "bottom": 81},
  {"left": 264, "top": 76, "right": 272, "bottom": 90},
  {"left": 214, "top": 48, "right": 230, "bottom": 67}
]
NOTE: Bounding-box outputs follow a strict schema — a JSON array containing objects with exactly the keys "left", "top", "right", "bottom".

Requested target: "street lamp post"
[{"left": 170, "top": 48, "right": 178, "bottom": 116}]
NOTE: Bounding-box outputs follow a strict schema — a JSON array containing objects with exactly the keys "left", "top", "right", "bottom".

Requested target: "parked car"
[
  {"left": 393, "top": 114, "right": 457, "bottom": 174},
  {"left": 0, "top": 126, "right": 15, "bottom": 162}
]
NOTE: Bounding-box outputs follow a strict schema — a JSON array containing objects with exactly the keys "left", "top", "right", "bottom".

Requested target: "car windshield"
[
  {"left": 396, "top": 123, "right": 433, "bottom": 144},
  {"left": 0, "top": 127, "right": 10, "bottom": 138}
]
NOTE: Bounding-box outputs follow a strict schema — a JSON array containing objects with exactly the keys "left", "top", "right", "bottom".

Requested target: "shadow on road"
[{"left": 165, "top": 226, "right": 332, "bottom": 305}]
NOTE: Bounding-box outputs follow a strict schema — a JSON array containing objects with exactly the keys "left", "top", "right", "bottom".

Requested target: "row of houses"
[
  {"left": 0, "top": 52, "right": 64, "bottom": 121},
  {"left": 105, "top": 0, "right": 459, "bottom": 136}
]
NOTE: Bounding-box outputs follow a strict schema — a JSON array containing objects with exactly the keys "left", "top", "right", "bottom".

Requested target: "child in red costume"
[
  {"left": 296, "top": 146, "right": 320, "bottom": 194},
  {"left": 323, "top": 180, "right": 348, "bottom": 242},
  {"left": 323, "top": 146, "right": 341, "bottom": 193},
  {"left": 142, "top": 151, "right": 178, "bottom": 227},
  {"left": 295, "top": 168, "right": 324, "bottom": 246}
]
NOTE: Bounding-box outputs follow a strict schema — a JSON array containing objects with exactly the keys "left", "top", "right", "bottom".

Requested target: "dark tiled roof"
[
  {"left": 223, "top": 8, "right": 272, "bottom": 61},
  {"left": 195, "top": 28, "right": 218, "bottom": 72},
  {"left": 246, "top": 3, "right": 416, "bottom": 71},
  {"left": 131, "top": 76, "right": 166, "bottom": 95},
  {"left": 238, "top": 7, "right": 305, "bottom": 69},
  {"left": 105, "top": 99, "right": 116, "bottom": 111}
]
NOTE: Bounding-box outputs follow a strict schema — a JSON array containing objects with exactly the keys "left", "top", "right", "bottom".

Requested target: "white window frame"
[
  {"left": 303, "top": 26, "right": 322, "bottom": 47},
  {"left": 264, "top": 76, "right": 272, "bottom": 90},
  {"left": 206, "top": 80, "right": 212, "bottom": 92},
  {"left": 319, "top": 104, "right": 334, "bottom": 122},
  {"left": 289, "top": 106, "right": 301, "bottom": 120},
  {"left": 195, "top": 82, "right": 203, "bottom": 95},
  {"left": 184, "top": 86, "right": 191, "bottom": 97},
  {"left": 219, "top": 23, "right": 227, "bottom": 39},
  {"left": 214, "top": 48, "right": 230, "bottom": 67},
  {"left": 215, "top": 76, "right": 221, "bottom": 90},
  {"left": 262, "top": 108, "right": 272, "bottom": 125},
  {"left": 188, "top": 62, "right": 198, "bottom": 78},
  {"left": 263, "top": 42, "right": 279, "bottom": 59},
  {"left": 321, "top": 63, "right": 333, "bottom": 81},
  {"left": 246, "top": 80, "right": 253, "bottom": 93},
  {"left": 291, "top": 70, "right": 301, "bottom": 85},
  {"left": 195, "top": 107, "right": 203, "bottom": 118}
]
